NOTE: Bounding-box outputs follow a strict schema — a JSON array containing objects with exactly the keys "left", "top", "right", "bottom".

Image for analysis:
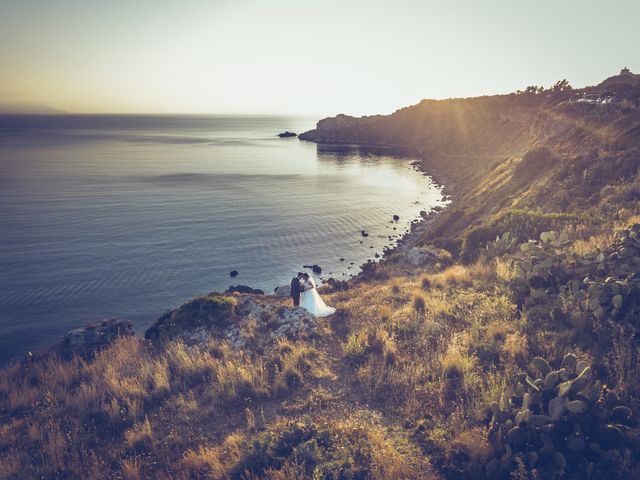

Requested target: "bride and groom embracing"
[{"left": 290, "top": 272, "right": 336, "bottom": 317}]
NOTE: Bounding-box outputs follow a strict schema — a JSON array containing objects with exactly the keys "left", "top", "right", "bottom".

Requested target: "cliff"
[{"left": 301, "top": 78, "right": 640, "bottom": 258}]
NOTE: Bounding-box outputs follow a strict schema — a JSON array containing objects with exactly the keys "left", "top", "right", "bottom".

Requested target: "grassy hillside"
[{"left": 1, "top": 81, "right": 640, "bottom": 479}]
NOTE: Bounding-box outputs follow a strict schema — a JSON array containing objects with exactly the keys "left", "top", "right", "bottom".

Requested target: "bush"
[
  {"left": 145, "top": 295, "right": 237, "bottom": 342},
  {"left": 459, "top": 209, "right": 582, "bottom": 262},
  {"left": 513, "top": 147, "right": 558, "bottom": 181},
  {"left": 413, "top": 294, "right": 426, "bottom": 314}
]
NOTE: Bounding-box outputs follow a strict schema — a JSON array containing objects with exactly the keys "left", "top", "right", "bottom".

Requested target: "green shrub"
[
  {"left": 145, "top": 295, "right": 237, "bottom": 342},
  {"left": 513, "top": 147, "right": 558, "bottom": 181},
  {"left": 228, "top": 421, "right": 372, "bottom": 480},
  {"left": 460, "top": 209, "right": 582, "bottom": 262}
]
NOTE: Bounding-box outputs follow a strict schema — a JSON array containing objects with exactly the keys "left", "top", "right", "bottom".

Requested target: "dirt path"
[{"left": 149, "top": 310, "right": 441, "bottom": 478}]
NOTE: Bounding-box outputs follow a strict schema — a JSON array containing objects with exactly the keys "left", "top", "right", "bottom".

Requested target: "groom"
[{"left": 290, "top": 272, "right": 305, "bottom": 307}]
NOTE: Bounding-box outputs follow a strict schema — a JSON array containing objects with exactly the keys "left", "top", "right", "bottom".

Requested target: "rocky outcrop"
[
  {"left": 274, "top": 284, "right": 291, "bottom": 298},
  {"left": 225, "top": 285, "right": 264, "bottom": 295},
  {"left": 56, "top": 319, "right": 134, "bottom": 359},
  {"left": 405, "top": 246, "right": 441, "bottom": 266},
  {"left": 277, "top": 131, "right": 297, "bottom": 138},
  {"left": 144, "top": 294, "right": 318, "bottom": 349}
]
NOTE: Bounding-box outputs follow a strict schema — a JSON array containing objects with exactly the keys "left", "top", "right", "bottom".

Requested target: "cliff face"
[
  {"left": 301, "top": 85, "right": 640, "bottom": 256},
  {"left": 301, "top": 95, "right": 542, "bottom": 187},
  {"left": 302, "top": 88, "right": 640, "bottom": 176}
]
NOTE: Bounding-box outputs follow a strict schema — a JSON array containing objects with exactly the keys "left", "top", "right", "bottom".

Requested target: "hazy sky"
[{"left": 1, "top": 0, "right": 638, "bottom": 115}]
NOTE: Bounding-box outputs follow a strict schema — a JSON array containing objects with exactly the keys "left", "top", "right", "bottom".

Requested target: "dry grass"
[
  {"left": 121, "top": 456, "right": 143, "bottom": 480},
  {"left": 184, "top": 413, "right": 430, "bottom": 480},
  {"left": 428, "top": 261, "right": 496, "bottom": 290},
  {"left": 624, "top": 214, "right": 640, "bottom": 227},
  {"left": 182, "top": 433, "right": 244, "bottom": 478},
  {"left": 0, "top": 330, "right": 326, "bottom": 478},
  {"left": 569, "top": 231, "right": 615, "bottom": 256},
  {"left": 430, "top": 265, "right": 473, "bottom": 288},
  {"left": 125, "top": 417, "right": 154, "bottom": 451}
]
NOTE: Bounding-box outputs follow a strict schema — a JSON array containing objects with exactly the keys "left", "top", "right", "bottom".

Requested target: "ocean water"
[{"left": 0, "top": 115, "right": 445, "bottom": 364}]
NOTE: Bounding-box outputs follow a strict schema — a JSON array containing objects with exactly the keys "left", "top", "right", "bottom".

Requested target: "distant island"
[{"left": 1, "top": 70, "right": 639, "bottom": 479}]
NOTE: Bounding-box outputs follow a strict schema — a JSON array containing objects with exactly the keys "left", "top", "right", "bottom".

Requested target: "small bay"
[{"left": 0, "top": 114, "right": 445, "bottom": 364}]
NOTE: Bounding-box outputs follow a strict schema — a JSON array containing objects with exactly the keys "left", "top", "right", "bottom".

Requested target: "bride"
[{"left": 300, "top": 273, "right": 336, "bottom": 317}]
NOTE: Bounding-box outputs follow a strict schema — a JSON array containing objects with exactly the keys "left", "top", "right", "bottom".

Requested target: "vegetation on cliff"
[{"left": 1, "top": 75, "right": 640, "bottom": 479}]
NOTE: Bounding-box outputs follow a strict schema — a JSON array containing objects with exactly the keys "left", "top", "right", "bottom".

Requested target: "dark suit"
[{"left": 290, "top": 277, "right": 302, "bottom": 306}]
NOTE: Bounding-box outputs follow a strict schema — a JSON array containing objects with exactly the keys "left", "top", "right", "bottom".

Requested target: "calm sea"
[{"left": 0, "top": 115, "right": 444, "bottom": 364}]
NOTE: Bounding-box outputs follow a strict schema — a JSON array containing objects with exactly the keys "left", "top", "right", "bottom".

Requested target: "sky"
[{"left": 1, "top": 0, "right": 638, "bottom": 116}]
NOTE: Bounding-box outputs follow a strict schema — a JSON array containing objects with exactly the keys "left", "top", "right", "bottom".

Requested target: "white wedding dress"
[{"left": 300, "top": 277, "right": 336, "bottom": 317}]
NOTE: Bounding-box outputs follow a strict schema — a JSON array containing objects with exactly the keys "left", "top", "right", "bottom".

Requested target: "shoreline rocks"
[
  {"left": 225, "top": 285, "right": 264, "bottom": 295},
  {"left": 303, "top": 264, "right": 322, "bottom": 274}
]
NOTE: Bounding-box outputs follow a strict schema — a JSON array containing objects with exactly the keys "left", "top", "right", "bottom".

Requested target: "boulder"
[
  {"left": 229, "top": 270, "right": 239, "bottom": 277},
  {"left": 277, "top": 131, "right": 297, "bottom": 138},
  {"left": 302, "top": 264, "right": 322, "bottom": 274},
  {"left": 324, "top": 277, "right": 349, "bottom": 291},
  {"left": 226, "top": 285, "right": 264, "bottom": 295},
  {"left": 57, "top": 319, "right": 134, "bottom": 359},
  {"left": 274, "top": 284, "right": 291, "bottom": 298},
  {"left": 272, "top": 307, "right": 316, "bottom": 338},
  {"left": 236, "top": 295, "right": 265, "bottom": 317},
  {"left": 393, "top": 214, "right": 400, "bottom": 221},
  {"left": 406, "top": 246, "right": 440, "bottom": 267}
]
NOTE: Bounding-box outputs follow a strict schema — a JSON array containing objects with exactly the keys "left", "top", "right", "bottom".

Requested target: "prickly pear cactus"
[
  {"left": 502, "top": 226, "right": 640, "bottom": 329},
  {"left": 486, "top": 354, "right": 636, "bottom": 479},
  {"left": 486, "top": 232, "right": 518, "bottom": 258}
]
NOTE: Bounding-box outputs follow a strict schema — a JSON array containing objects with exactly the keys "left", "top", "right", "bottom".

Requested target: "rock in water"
[
  {"left": 229, "top": 270, "right": 239, "bottom": 278},
  {"left": 56, "top": 319, "right": 134, "bottom": 359},
  {"left": 312, "top": 264, "right": 322, "bottom": 274},
  {"left": 393, "top": 214, "right": 400, "bottom": 221},
  {"left": 277, "top": 131, "right": 297, "bottom": 138},
  {"left": 226, "top": 285, "right": 264, "bottom": 295}
]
